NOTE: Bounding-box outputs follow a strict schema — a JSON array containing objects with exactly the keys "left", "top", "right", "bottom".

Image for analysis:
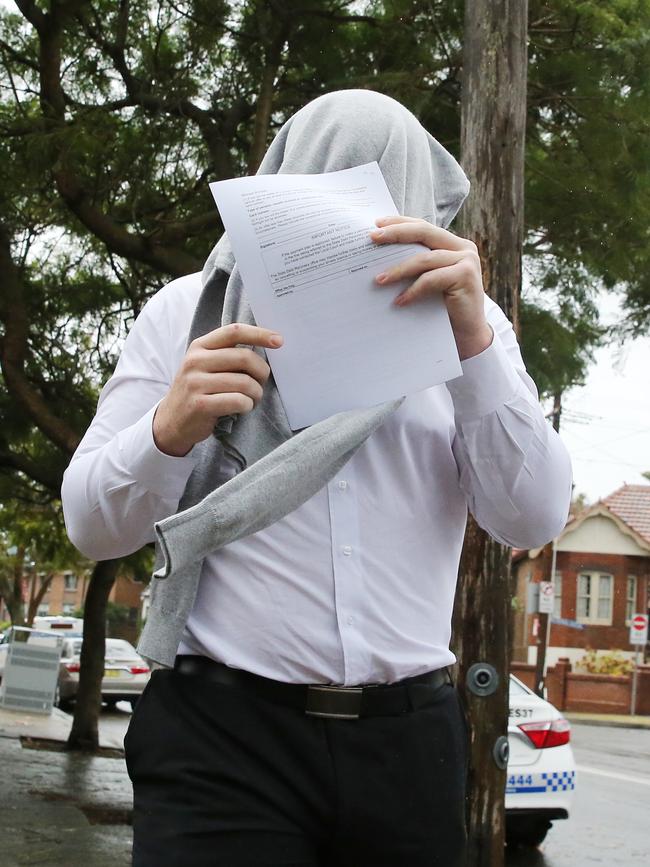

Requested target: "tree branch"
[
  {"left": 0, "top": 446, "right": 64, "bottom": 493},
  {"left": 247, "top": 18, "right": 290, "bottom": 174},
  {"left": 0, "top": 222, "right": 83, "bottom": 457},
  {"left": 14, "top": 0, "right": 47, "bottom": 33},
  {"left": 0, "top": 37, "right": 40, "bottom": 71}
]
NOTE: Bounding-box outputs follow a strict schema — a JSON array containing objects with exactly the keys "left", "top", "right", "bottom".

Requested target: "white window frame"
[
  {"left": 577, "top": 572, "right": 614, "bottom": 625},
  {"left": 63, "top": 572, "right": 78, "bottom": 592},
  {"left": 62, "top": 603, "right": 76, "bottom": 615},
  {"left": 625, "top": 575, "right": 637, "bottom": 624}
]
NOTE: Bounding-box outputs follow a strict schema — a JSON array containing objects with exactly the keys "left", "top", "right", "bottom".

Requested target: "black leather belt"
[{"left": 173, "top": 655, "right": 452, "bottom": 720}]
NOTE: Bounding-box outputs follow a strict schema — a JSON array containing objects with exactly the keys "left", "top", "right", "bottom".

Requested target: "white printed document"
[{"left": 209, "top": 162, "right": 461, "bottom": 429}]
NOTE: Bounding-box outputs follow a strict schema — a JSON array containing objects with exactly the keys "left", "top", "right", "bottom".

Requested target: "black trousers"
[{"left": 125, "top": 668, "right": 469, "bottom": 867}]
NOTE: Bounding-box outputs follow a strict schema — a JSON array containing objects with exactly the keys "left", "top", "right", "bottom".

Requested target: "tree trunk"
[
  {"left": 3, "top": 579, "right": 25, "bottom": 626},
  {"left": 246, "top": 26, "right": 289, "bottom": 175},
  {"left": 26, "top": 572, "right": 54, "bottom": 625},
  {"left": 551, "top": 390, "right": 562, "bottom": 433},
  {"left": 454, "top": 2, "right": 528, "bottom": 865},
  {"left": 67, "top": 558, "right": 120, "bottom": 751},
  {"left": 2, "top": 545, "right": 27, "bottom": 626}
]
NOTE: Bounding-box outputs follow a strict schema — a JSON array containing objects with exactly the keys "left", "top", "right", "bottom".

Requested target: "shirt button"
[
  {"left": 346, "top": 616, "right": 354, "bottom": 626},
  {"left": 338, "top": 480, "right": 348, "bottom": 490},
  {"left": 342, "top": 545, "right": 352, "bottom": 556}
]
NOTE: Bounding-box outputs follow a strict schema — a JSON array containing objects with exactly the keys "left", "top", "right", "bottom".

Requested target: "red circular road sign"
[{"left": 632, "top": 615, "right": 647, "bottom": 630}]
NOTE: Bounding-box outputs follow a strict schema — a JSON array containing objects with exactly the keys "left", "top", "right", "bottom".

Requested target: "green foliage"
[
  {"left": 526, "top": 0, "right": 650, "bottom": 336},
  {"left": 0, "top": 500, "right": 89, "bottom": 576},
  {"left": 519, "top": 299, "right": 603, "bottom": 399},
  {"left": 106, "top": 602, "right": 130, "bottom": 627},
  {"left": 0, "top": 0, "right": 648, "bottom": 534}
]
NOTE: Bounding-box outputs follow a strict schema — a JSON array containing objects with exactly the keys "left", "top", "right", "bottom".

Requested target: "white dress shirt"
[{"left": 62, "top": 273, "right": 572, "bottom": 686}]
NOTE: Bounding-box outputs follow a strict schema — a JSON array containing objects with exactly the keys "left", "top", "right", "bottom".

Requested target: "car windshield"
[
  {"left": 105, "top": 639, "right": 138, "bottom": 658},
  {"left": 509, "top": 677, "right": 531, "bottom": 697}
]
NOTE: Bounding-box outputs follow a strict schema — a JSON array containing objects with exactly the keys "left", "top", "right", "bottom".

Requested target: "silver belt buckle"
[{"left": 305, "top": 685, "right": 363, "bottom": 719}]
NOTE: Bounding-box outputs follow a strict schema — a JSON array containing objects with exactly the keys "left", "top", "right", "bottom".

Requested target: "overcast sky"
[{"left": 556, "top": 292, "right": 650, "bottom": 504}]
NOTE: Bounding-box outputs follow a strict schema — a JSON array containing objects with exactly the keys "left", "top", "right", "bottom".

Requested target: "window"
[
  {"left": 509, "top": 678, "right": 532, "bottom": 697},
  {"left": 37, "top": 604, "right": 49, "bottom": 617},
  {"left": 62, "top": 603, "right": 76, "bottom": 615},
  {"left": 626, "top": 576, "right": 637, "bottom": 623},
  {"left": 105, "top": 639, "right": 138, "bottom": 658},
  {"left": 553, "top": 571, "right": 562, "bottom": 618},
  {"left": 63, "top": 573, "right": 78, "bottom": 591},
  {"left": 577, "top": 572, "right": 613, "bottom": 625}
]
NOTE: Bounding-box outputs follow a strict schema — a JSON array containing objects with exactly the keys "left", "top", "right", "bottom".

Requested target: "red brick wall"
[
  {"left": 34, "top": 571, "right": 90, "bottom": 616},
  {"left": 546, "top": 658, "right": 650, "bottom": 715},
  {"left": 510, "top": 662, "right": 536, "bottom": 690},
  {"left": 515, "top": 551, "right": 650, "bottom": 656},
  {"left": 108, "top": 575, "right": 146, "bottom": 643},
  {"left": 109, "top": 574, "right": 143, "bottom": 610},
  {"left": 549, "top": 551, "right": 650, "bottom": 652}
]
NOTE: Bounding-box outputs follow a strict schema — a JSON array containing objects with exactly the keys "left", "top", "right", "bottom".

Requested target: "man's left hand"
[{"left": 370, "top": 216, "right": 493, "bottom": 360}]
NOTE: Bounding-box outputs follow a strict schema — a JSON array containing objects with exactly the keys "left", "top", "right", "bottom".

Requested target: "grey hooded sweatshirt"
[{"left": 137, "top": 90, "right": 470, "bottom": 667}]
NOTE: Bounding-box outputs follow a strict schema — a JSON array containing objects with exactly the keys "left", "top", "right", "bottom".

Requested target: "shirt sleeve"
[
  {"left": 61, "top": 275, "right": 202, "bottom": 561},
  {"left": 447, "top": 297, "right": 573, "bottom": 549}
]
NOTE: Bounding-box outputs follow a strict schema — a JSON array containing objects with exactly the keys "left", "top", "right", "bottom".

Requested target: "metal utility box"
[{"left": 0, "top": 627, "right": 63, "bottom": 714}]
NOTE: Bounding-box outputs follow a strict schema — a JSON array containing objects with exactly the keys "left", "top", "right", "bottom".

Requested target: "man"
[{"left": 62, "top": 90, "right": 572, "bottom": 867}]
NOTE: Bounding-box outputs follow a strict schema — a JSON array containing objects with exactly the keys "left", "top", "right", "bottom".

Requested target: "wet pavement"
[{"left": 0, "top": 704, "right": 133, "bottom": 867}]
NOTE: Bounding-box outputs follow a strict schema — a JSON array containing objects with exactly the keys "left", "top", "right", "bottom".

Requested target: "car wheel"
[
  {"left": 506, "top": 817, "right": 552, "bottom": 848},
  {"left": 54, "top": 685, "right": 73, "bottom": 712}
]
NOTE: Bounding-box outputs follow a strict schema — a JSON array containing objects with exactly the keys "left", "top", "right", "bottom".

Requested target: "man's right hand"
[{"left": 153, "top": 323, "right": 284, "bottom": 457}]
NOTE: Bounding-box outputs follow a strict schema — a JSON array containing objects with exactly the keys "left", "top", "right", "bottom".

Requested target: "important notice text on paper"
[{"left": 210, "top": 162, "right": 461, "bottom": 429}]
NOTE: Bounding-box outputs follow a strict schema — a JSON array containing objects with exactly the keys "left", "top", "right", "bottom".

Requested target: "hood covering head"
[
  {"left": 203, "top": 89, "right": 469, "bottom": 282},
  {"left": 185, "top": 87, "right": 472, "bottom": 467}
]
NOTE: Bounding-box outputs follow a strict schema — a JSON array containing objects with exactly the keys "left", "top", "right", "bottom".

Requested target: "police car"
[{"left": 506, "top": 675, "right": 576, "bottom": 847}]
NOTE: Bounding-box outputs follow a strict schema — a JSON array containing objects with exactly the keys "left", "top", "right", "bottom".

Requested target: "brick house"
[
  {"left": 25, "top": 569, "right": 145, "bottom": 642},
  {"left": 512, "top": 484, "right": 650, "bottom": 667}
]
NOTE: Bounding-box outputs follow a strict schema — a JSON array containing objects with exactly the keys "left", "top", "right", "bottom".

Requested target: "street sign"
[
  {"left": 551, "top": 616, "right": 585, "bottom": 631},
  {"left": 629, "top": 613, "right": 648, "bottom": 645},
  {"left": 538, "top": 581, "right": 554, "bottom": 614}
]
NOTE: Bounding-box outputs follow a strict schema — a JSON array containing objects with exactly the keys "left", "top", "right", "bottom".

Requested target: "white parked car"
[
  {"left": 58, "top": 637, "right": 150, "bottom": 710},
  {"left": 506, "top": 675, "right": 576, "bottom": 847},
  {"left": 0, "top": 630, "right": 149, "bottom": 711}
]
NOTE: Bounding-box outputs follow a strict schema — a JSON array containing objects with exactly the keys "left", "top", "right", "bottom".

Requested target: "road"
[
  {"left": 101, "top": 710, "right": 649, "bottom": 865},
  {"left": 507, "top": 722, "right": 650, "bottom": 866},
  {"left": 99, "top": 700, "right": 133, "bottom": 747}
]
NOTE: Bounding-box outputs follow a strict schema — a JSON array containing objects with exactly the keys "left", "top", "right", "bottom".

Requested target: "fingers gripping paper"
[{"left": 210, "top": 162, "right": 462, "bottom": 430}]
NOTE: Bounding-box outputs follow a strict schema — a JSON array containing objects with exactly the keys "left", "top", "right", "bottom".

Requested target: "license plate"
[{"left": 103, "top": 669, "right": 121, "bottom": 678}]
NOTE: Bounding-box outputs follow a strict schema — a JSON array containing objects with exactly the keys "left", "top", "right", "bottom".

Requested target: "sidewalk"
[
  {"left": 566, "top": 710, "right": 650, "bottom": 730},
  {"left": 0, "top": 707, "right": 132, "bottom": 867}
]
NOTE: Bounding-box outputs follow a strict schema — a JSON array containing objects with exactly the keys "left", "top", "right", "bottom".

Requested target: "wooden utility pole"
[
  {"left": 453, "top": 2, "right": 528, "bottom": 865},
  {"left": 535, "top": 399, "right": 562, "bottom": 696}
]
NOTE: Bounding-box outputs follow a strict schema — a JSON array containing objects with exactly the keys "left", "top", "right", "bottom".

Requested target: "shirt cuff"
[
  {"left": 446, "top": 331, "right": 523, "bottom": 422},
  {"left": 115, "top": 404, "right": 198, "bottom": 500}
]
